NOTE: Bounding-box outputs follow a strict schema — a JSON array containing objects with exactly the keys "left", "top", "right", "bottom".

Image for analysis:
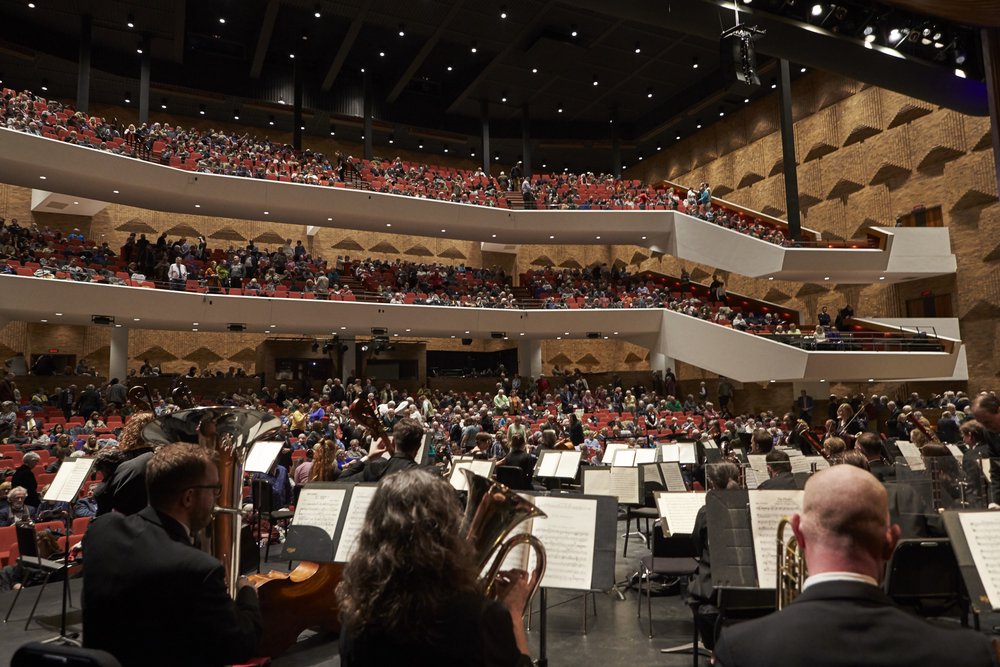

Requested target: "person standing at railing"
[{"left": 167, "top": 256, "right": 187, "bottom": 291}]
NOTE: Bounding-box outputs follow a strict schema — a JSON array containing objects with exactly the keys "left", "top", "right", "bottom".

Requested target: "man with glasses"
[{"left": 83, "top": 443, "right": 262, "bottom": 667}]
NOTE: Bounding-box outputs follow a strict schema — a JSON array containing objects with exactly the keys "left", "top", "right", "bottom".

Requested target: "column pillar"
[
  {"left": 109, "top": 326, "right": 128, "bottom": 382},
  {"left": 292, "top": 60, "right": 303, "bottom": 151},
  {"left": 521, "top": 104, "right": 531, "bottom": 178},
  {"left": 517, "top": 339, "right": 542, "bottom": 379},
  {"left": 982, "top": 28, "right": 1000, "bottom": 197},
  {"left": 778, "top": 59, "right": 802, "bottom": 240},
  {"left": 363, "top": 72, "right": 374, "bottom": 160},
  {"left": 138, "top": 35, "right": 151, "bottom": 124},
  {"left": 611, "top": 107, "right": 621, "bottom": 178},
  {"left": 649, "top": 313, "right": 675, "bottom": 374},
  {"left": 481, "top": 99, "right": 491, "bottom": 176},
  {"left": 340, "top": 340, "right": 357, "bottom": 383},
  {"left": 76, "top": 15, "right": 92, "bottom": 113}
]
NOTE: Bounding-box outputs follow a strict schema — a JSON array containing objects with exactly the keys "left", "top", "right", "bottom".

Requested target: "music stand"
[{"left": 39, "top": 458, "right": 94, "bottom": 646}]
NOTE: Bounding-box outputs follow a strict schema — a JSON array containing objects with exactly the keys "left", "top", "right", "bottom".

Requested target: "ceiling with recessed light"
[{"left": 0, "top": 0, "right": 987, "bottom": 172}]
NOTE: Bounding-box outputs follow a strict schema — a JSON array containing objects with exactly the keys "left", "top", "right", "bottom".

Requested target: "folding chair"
[{"left": 4, "top": 524, "right": 78, "bottom": 630}]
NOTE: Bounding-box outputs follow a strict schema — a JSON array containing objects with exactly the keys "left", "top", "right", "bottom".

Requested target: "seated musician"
[
  {"left": 758, "top": 450, "right": 798, "bottom": 489},
  {"left": 857, "top": 432, "right": 894, "bottom": 482},
  {"left": 338, "top": 417, "right": 422, "bottom": 482},
  {"left": 82, "top": 443, "right": 263, "bottom": 667},
  {"left": 338, "top": 467, "right": 534, "bottom": 666},
  {"left": 838, "top": 450, "right": 940, "bottom": 538},
  {"left": 713, "top": 465, "right": 991, "bottom": 666},
  {"left": 688, "top": 461, "right": 741, "bottom": 650},
  {"left": 959, "top": 420, "right": 993, "bottom": 506},
  {"left": 498, "top": 434, "right": 535, "bottom": 480},
  {"left": 822, "top": 436, "right": 847, "bottom": 462}
]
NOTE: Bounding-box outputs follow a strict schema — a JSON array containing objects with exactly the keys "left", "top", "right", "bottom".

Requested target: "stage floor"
[{"left": 2, "top": 519, "right": 996, "bottom": 666}]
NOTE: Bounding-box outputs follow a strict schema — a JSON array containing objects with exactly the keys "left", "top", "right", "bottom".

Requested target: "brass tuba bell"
[{"left": 461, "top": 469, "right": 547, "bottom": 611}]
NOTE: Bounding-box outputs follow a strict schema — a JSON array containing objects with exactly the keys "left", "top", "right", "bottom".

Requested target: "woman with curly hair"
[{"left": 337, "top": 468, "right": 534, "bottom": 666}]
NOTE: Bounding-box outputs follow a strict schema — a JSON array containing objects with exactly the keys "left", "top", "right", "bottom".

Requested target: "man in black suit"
[
  {"left": 857, "top": 432, "right": 895, "bottom": 482},
  {"left": 83, "top": 443, "right": 262, "bottom": 667},
  {"left": 758, "top": 450, "right": 798, "bottom": 490},
  {"left": 714, "top": 465, "right": 994, "bottom": 666},
  {"left": 11, "top": 452, "right": 41, "bottom": 508},
  {"left": 972, "top": 393, "right": 1000, "bottom": 506},
  {"left": 339, "top": 417, "right": 422, "bottom": 482}
]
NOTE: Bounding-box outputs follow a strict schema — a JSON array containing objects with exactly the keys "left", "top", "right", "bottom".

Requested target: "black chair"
[
  {"left": 623, "top": 481, "right": 663, "bottom": 557},
  {"left": 4, "top": 524, "right": 78, "bottom": 631},
  {"left": 714, "top": 586, "right": 776, "bottom": 642},
  {"left": 12, "top": 641, "right": 122, "bottom": 666},
  {"left": 637, "top": 526, "right": 699, "bottom": 639},
  {"left": 495, "top": 465, "right": 532, "bottom": 491},
  {"left": 884, "top": 538, "right": 970, "bottom": 626},
  {"left": 252, "top": 479, "right": 295, "bottom": 565}
]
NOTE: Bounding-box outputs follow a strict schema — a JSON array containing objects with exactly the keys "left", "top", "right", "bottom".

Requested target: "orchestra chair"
[
  {"left": 883, "top": 538, "right": 972, "bottom": 628},
  {"left": 252, "top": 479, "right": 295, "bottom": 566},
  {"left": 12, "top": 642, "right": 121, "bottom": 667},
  {"left": 623, "top": 481, "right": 664, "bottom": 557},
  {"left": 637, "top": 525, "right": 699, "bottom": 641},
  {"left": 495, "top": 465, "right": 532, "bottom": 491},
  {"left": 4, "top": 524, "right": 81, "bottom": 630},
  {"left": 714, "top": 586, "right": 775, "bottom": 645}
]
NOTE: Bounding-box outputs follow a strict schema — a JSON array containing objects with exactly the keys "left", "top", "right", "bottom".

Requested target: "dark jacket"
[
  {"left": 82, "top": 506, "right": 262, "bottom": 667},
  {"left": 339, "top": 451, "right": 419, "bottom": 482},
  {"left": 715, "top": 580, "right": 996, "bottom": 667},
  {"left": 758, "top": 471, "right": 800, "bottom": 490},
  {"left": 100, "top": 448, "right": 155, "bottom": 516},
  {"left": 11, "top": 464, "right": 40, "bottom": 507}
]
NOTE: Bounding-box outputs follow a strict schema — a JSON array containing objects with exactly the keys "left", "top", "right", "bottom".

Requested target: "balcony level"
[{"left": 0, "top": 128, "right": 956, "bottom": 285}]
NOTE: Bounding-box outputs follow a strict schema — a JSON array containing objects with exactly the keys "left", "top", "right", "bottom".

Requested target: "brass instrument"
[
  {"left": 461, "top": 469, "right": 547, "bottom": 612},
  {"left": 143, "top": 407, "right": 282, "bottom": 597},
  {"left": 776, "top": 517, "right": 805, "bottom": 609}
]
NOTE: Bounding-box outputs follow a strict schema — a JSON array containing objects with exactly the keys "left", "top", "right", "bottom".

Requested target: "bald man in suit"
[{"left": 714, "top": 465, "right": 996, "bottom": 667}]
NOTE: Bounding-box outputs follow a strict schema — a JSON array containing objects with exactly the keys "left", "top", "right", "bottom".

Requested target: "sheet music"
[
  {"left": 582, "top": 468, "right": 613, "bottom": 496},
  {"left": 450, "top": 461, "right": 475, "bottom": 491},
  {"left": 744, "top": 467, "right": 762, "bottom": 489},
  {"left": 661, "top": 443, "right": 680, "bottom": 462},
  {"left": 602, "top": 442, "right": 629, "bottom": 465},
  {"left": 293, "top": 487, "right": 347, "bottom": 540},
  {"left": 749, "top": 489, "right": 804, "bottom": 588},
  {"left": 946, "top": 444, "right": 964, "bottom": 464},
  {"left": 530, "top": 495, "right": 597, "bottom": 590},
  {"left": 612, "top": 449, "right": 637, "bottom": 467},
  {"left": 334, "top": 485, "right": 378, "bottom": 562},
  {"left": 655, "top": 491, "right": 706, "bottom": 535},
  {"left": 608, "top": 466, "right": 641, "bottom": 504},
  {"left": 896, "top": 441, "right": 926, "bottom": 471},
  {"left": 536, "top": 452, "right": 560, "bottom": 478},
  {"left": 704, "top": 439, "right": 718, "bottom": 449},
  {"left": 244, "top": 440, "right": 284, "bottom": 473},
  {"left": 659, "top": 462, "right": 688, "bottom": 492},
  {"left": 731, "top": 448, "right": 747, "bottom": 462},
  {"left": 958, "top": 512, "right": 1000, "bottom": 611},
  {"left": 471, "top": 459, "right": 495, "bottom": 480},
  {"left": 635, "top": 449, "right": 657, "bottom": 465},
  {"left": 678, "top": 443, "right": 698, "bottom": 464},
  {"left": 748, "top": 454, "right": 769, "bottom": 477},
  {"left": 790, "top": 456, "right": 818, "bottom": 474},
  {"left": 43, "top": 458, "right": 95, "bottom": 502},
  {"left": 554, "top": 451, "right": 583, "bottom": 478}
]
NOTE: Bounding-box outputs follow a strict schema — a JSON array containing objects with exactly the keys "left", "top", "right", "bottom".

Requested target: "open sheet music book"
[
  {"left": 535, "top": 450, "right": 583, "bottom": 478},
  {"left": 450, "top": 460, "right": 495, "bottom": 491},
  {"left": 282, "top": 482, "right": 379, "bottom": 563},
  {"left": 747, "top": 454, "right": 769, "bottom": 477},
  {"left": 654, "top": 491, "right": 706, "bottom": 535},
  {"left": 579, "top": 466, "right": 640, "bottom": 504},
  {"left": 748, "top": 489, "right": 804, "bottom": 589},
  {"left": 43, "top": 457, "right": 95, "bottom": 503},
  {"left": 660, "top": 443, "right": 698, "bottom": 464},
  {"left": 244, "top": 441, "right": 284, "bottom": 474},
  {"left": 895, "top": 441, "right": 926, "bottom": 472},
  {"left": 659, "top": 462, "right": 688, "bottom": 492},
  {"left": 944, "top": 511, "right": 1000, "bottom": 614},
  {"left": 602, "top": 442, "right": 630, "bottom": 465},
  {"left": 491, "top": 493, "right": 617, "bottom": 592}
]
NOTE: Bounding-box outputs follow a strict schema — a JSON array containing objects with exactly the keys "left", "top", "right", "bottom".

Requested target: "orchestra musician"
[
  {"left": 339, "top": 418, "right": 423, "bottom": 482},
  {"left": 857, "top": 433, "right": 894, "bottom": 482},
  {"left": 959, "top": 420, "right": 993, "bottom": 506},
  {"left": 714, "top": 465, "right": 995, "bottom": 666},
  {"left": 338, "top": 468, "right": 535, "bottom": 666},
  {"left": 497, "top": 434, "right": 536, "bottom": 481},
  {"left": 834, "top": 403, "right": 863, "bottom": 448},
  {"left": 83, "top": 444, "right": 263, "bottom": 667},
  {"left": 758, "top": 450, "right": 799, "bottom": 490},
  {"left": 972, "top": 394, "right": 1000, "bottom": 506}
]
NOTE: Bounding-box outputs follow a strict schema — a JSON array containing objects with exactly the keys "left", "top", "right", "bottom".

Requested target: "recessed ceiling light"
[
  {"left": 264, "top": 211, "right": 269, "bottom": 215},
  {"left": 676, "top": 135, "right": 681, "bottom": 140},
  {"left": 641, "top": 236, "right": 647, "bottom": 240},
  {"left": 696, "top": 123, "right": 702, "bottom": 129},
  {"left": 398, "top": 23, "right": 405, "bottom": 36},
  {"left": 596, "top": 236, "right": 601, "bottom": 239},
  {"left": 465, "top": 331, "right": 470, "bottom": 334},
  {"left": 556, "top": 337, "right": 562, "bottom": 340},
  {"left": 446, "top": 66, "right": 453, "bottom": 72},
  {"left": 451, "top": 335, "right": 456, "bottom": 338},
  {"left": 470, "top": 41, "right": 478, "bottom": 53},
  {"left": 115, "top": 324, "right": 123, "bottom": 328},
  {"left": 194, "top": 204, "right": 200, "bottom": 208},
  {"left": 55, "top": 313, "right": 62, "bottom": 316},
  {"left": 40, "top": 319, "right": 47, "bottom": 323},
  {"left": 500, "top": 6, "right": 507, "bottom": 19},
  {"left": 327, "top": 217, "right": 333, "bottom": 221},
  {"left": 270, "top": 324, "right": 277, "bottom": 328},
  {"left": 519, "top": 332, "right": 524, "bottom": 336},
  {"left": 193, "top": 322, "right": 199, "bottom": 326},
  {"left": 824, "top": 276, "right": 830, "bottom": 280},
  {"left": 557, "top": 107, "right": 563, "bottom": 113},
  {"left": 113, "top": 189, "right": 119, "bottom": 194},
  {"left": 133, "top": 318, "right": 140, "bottom": 321},
  {"left": 73, "top": 201, "right": 78, "bottom": 205},
  {"left": 441, "top": 229, "right": 447, "bottom": 233},
  {"left": 613, "top": 331, "right": 619, "bottom": 335},
  {"left": 219, "top": 17, "right": 226, "bottom": 24},
  {"left": 531, "top": 67, "right": 538, "bottom": 74},
  {"left": 192, "top": 328, "right": 198, "bottom": 332},
  {"left": 386, "top": 223, "right": 392, "bottom": 227},
  {"left": 379, "top": 51, "right": 385, "bottom": 57},
  {"left": 768, "top": 276, "right": 774, "bottom": 281},
  {"left": 549, "top": 235, "right": 555, "bottom": 239},
  {"left": 492, "top": 234, "right": 497, "bottom": 238},
  {"left": 879, "top": 276, "right": 886, "bottom": 280},
  {"left": 405, "top": 328, "right": 411, "bottom": 332},
  {"left": 38, "top": 176, "right": 46, "bottom": 180},
  {"left": 800, "top": 66, "right": 807, "bottom": 73}
]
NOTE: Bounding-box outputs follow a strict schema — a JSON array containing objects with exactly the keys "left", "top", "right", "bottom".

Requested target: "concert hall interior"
[{"left": 0, "top": 0, "right": 999, "bottom": 665}]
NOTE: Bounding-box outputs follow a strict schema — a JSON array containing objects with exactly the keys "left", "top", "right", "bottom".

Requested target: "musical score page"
[
  {"left": 450, "top": 461, "right": 475, "bottom": 491},
  {"left": 44, "top": 458, "right": 95, "bottom": 502},
  {"left": 334, "top": 485, "right": 378, "bottom": 562},
  {"left": 582, "top": 468, "right": 612, "bottom": 496},
  {"left": 530, "top": 496, "right": 597, "bottom": 590},
  {"left": 896, "top": 441, "right": 926, "bottom": 472},
  {"left": 946, "top": 444, "right": 964, "bottom": 464},
  {"left": 635, "top": 449, "right": 657, "bottom": 465},
  {"left": 744, "top": 467, "right": 762, "bottom": 489},
  {"left": 602, "top": 442, "right": 629, "bottom": 465},
  {"left": 659, "top": 462, "right": 688, "bottom": 492},
  {"left": 748, "top": 490, "right": 804, "bottom": 588},
  {"left": 612, "top": 449, "right": 636, "bottom": 467},
  {"left": 661, "top": 444, "right": 680, "bottom": 462},
  {"left": 471, "top": 459, "right": 495, "bottom": 479},
  {"left": 958, "top": 512, "right": 1000, "bottom": 610},
  {"left": 293, "top": 487, "right": 347, "bottom": 540},
  {"left": 655, "top": 491, "right": 706, "bottom": 535},
  {"left": 748, "top": 454, "right": 769, "bottom": 477},
  {"left": 678, "top": 443, "right": 698, "bottom": 464},
  {"left": 536, "top": 452, "right": 561, "bottom": 478},
  {"left": 244, "top": 441, "right": 284, "bottom": 474},
  {"left": 555, "top": 451, "right": 583, "bottom": 478},
  {"left": 608, "top": 466, "right": 641, "bottom": 504}
]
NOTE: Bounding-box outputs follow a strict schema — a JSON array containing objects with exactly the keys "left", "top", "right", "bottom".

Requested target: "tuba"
[
  {"left": 143, "top": 407, "right": 282, "bottom": 597},
  {"left": 461, "top": 469, "right": 547, "bottom": 611},
  {"left": 776, "top": 517, "right": 806, "bottom": 609}
]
